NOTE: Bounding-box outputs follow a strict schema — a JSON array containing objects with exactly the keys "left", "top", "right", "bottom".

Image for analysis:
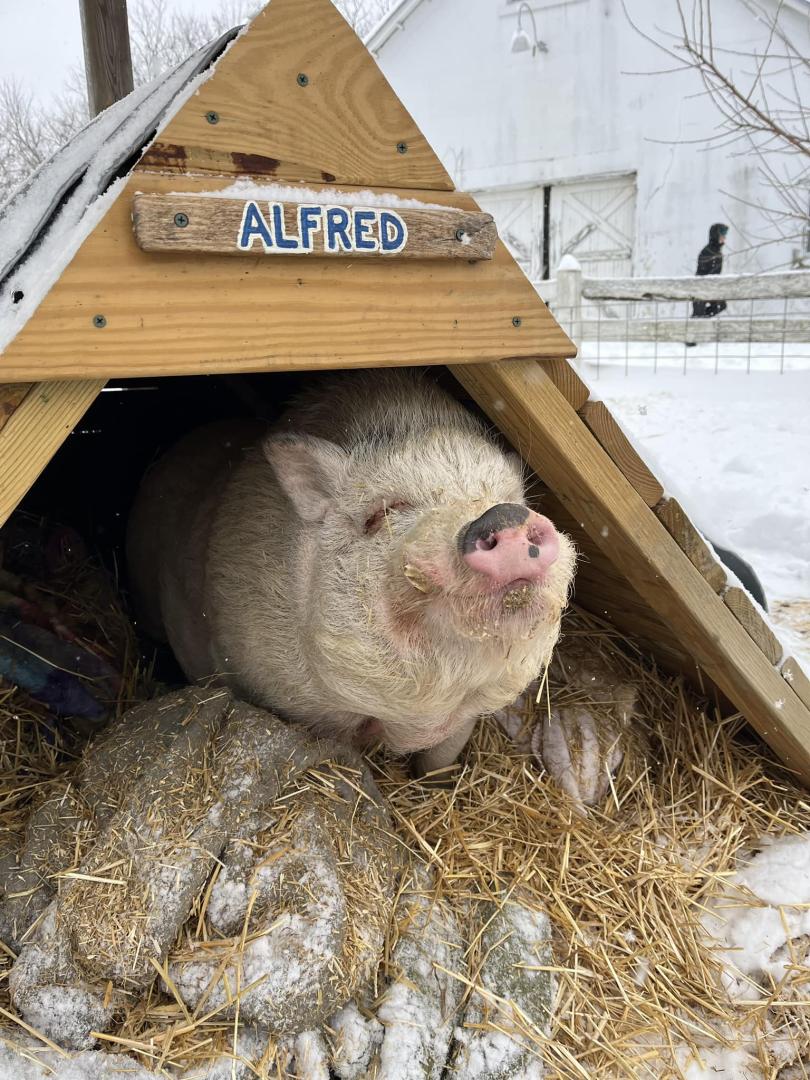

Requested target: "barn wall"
[{"left": 369, "top": 0, "right": 809, "bottom": 277}]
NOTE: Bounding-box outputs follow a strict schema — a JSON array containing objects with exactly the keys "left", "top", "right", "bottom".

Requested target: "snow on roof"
[
  {"left": 365, "top": 0, "right": 434, "bottom": 53},
  {"left": 0, "top": 26, "right": 242, "bottom": 356}
]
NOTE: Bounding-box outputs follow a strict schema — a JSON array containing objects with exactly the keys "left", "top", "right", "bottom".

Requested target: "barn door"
[
  {"left": 550, "top": 174, "right": 637, "bottom": 276},
  {"left": 474, "top": 187, "right": 544, "bottom": 281}
]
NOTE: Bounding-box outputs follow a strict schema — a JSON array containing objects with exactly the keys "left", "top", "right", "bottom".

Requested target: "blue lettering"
[
  {"left": 237, "top": 201, "right": 273, "bottom": 250},
  {"left": 353, "top": 209, "right": 377, "bottom": 251},
  {"left": 379, "top": 210, "right": 407, "bottom": 253},
  {"left": 298, "top": 205, "right": 323, "bottom": 252},
  {"left": 271, "top": 203, "right": 299, "bottom": 249},
  {"left": 325, "top": 207, "right": 353, "bottom": 252}
]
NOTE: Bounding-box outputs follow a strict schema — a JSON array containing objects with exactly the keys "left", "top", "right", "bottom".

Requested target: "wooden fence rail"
[{"left": 537, "top": 260, "right": 810, "bottom": 347}]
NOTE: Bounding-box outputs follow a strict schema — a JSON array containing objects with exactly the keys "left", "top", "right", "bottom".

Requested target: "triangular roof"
[{"left": 0, "top": 0, "right": 808, "bottom": 782}]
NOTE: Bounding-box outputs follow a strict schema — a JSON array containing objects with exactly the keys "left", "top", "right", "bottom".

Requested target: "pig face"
[{"left": 263, "top": 422, "right": 576, "bottom": 671}]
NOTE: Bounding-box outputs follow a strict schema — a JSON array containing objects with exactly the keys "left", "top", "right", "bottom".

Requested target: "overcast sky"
[{"left": 0, "top": 1, "right": 233, "bottom": 105}]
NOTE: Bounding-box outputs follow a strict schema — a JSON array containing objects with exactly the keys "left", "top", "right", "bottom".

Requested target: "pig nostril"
[{"left": 476, "top": 535, "right": 497, "bottom": 552}]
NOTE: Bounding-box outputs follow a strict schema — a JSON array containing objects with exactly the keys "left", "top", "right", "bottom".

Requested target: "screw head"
[
  {"left": 296, "top": 72, "right": 309, "bottom": 86},
  {"left": 512, "top": 316, "right": 522, "bottom": 328},
  {"left": 205, "top": 110, "right": 220, "bottom": 124},
  {"left": 174, "top": 212, "right": 189, "bottom": 228},
  {"left": 455, "top": 228, "right": 466, "bottom": 242},
  {"left": 92, "top": 314, "right": 107, "bottom": 328},
  {"left": 396, "top": 141, "right": 408, "bottom": 154}
]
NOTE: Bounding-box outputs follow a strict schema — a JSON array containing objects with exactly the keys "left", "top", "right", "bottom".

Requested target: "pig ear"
[{"left": 262, "top": 433, "right": 348, "bottom": 523}]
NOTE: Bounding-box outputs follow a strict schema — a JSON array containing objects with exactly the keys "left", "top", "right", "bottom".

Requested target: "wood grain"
[
  {"left": 655, "top": 498, "right": 727, "bottom": 592},
  {"left": 580, "top": 401, "right": 664, "bottom": 507},
  {"left": 782, "top": 658, "right": 810, "bottom": 712},
  {"left": 0, "top": 174, "right": 574, "bottom": 381},
  {"left": 723, "top": 587, "right": 783, "bottom": 666},
  {"left": 0, "top": 381, "right": 105, "bottom": 528},
  {"left": 134, "top": 0, "right": 452, "bottom": 190},
  {"left": 0, "top": 384, "right": 31, "bottom": 433},
  {"left": 79, "top": 0, "right": 133, "bottom": 116},
  {"left": 132, "top": 193, "right": 497, "bottom": 260},
  {"left": 449, "top": 359, "right": 810, "bottom": 783},
  {"left": 535, "top": 357, "right": 589, "bottom": 411}
]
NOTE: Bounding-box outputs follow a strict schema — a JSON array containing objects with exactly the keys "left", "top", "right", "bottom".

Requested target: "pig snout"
[{"left": 458, "top": 504, "right": 560, "bottom": 586}]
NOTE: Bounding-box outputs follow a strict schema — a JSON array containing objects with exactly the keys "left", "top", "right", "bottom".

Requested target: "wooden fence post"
[
  {"left": 79, "top": 0, "right": 134, "bottom": 117},
  {"left": 555, "top": 254, "right": 583, "bottom": 354}
]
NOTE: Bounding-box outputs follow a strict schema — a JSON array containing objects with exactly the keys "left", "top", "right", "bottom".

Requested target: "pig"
[{"left": 127, "top": 368, "right": 576, "bottom": 775}]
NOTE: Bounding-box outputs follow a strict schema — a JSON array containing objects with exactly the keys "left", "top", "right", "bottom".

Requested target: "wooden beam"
[
  {"left": 580, "top": 401, "right": 664, "bottom": 507},
  {"left": 0, "top": 381, "right": 105, "bottom": 527},
  {"left": 79, "top": 0, "right": 134, "bottom": 117},
  {"left": 536, "top": 358, "right": 589, "bottom": 411},
  {"left": 133, "top": 0, "right": 453, "bottom": 190},
  {"left": 580, "top": 317, "right": 809, "bottom": 344},
  {"left": 450, "top": 359, "right": 810, "bottom": 784},
  {"left": 0, "top": 175, "right": 573, "bottom": 382},
  {"left": 782, "top": 658, "right": 810, "bottom": 713},
  {"left": 655, "top": 498, "right": 727, "bottom": 592},
  {"left": 582, "top": 270, "right": 810, "bottom": 302},
  {"left": 724, "top": 587, "right": 783, "bottom": 666},
  {"left": 133, "top": 193, "right": 497, "bottom": 261}
]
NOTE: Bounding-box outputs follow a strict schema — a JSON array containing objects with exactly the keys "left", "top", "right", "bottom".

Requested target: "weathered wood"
[
  {"left": 0, "top": 381, "right": 106, "bottom": 528},
  {"left": 581, "top": 270, "right": 810, "bottom": 302},
  {"left": 133, "top": 0, "right": 453, "bottom": 190},
  {"left": 580, "top": 401, "right": 664, "bottom": 507},
  {"left": 782, "top": 658, "right": 810, "bottom": 712},
  {"left": 724, "top": 587, "right": 783, "bottom": 667},
  {"left": 79, "top": 0, "right": 134, "bottom": 117},
  {"left": 536, "top": 357, "right": 589, "bottom": 411},
  {"left": 132, "top": 193, "right": 497, "bottom": 260},
  {"left": 450, "top": 359, "right": 810, "bottom": 783},
  {"left": 655, "top": 498, "right": 727, "bottom": 592},
  {"left": 581, "top": 317, "right": 810, "bottom": 343},
  {"left": 0, "top": 174, "right": 574, "bottom": 382},
  {"left": 0, "top": 384, "right": 31, "bottom": 433}
]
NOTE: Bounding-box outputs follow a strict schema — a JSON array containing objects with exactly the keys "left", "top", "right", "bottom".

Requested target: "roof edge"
[{"left": 364, "top": 0, "right": 433, "bottom": 53}]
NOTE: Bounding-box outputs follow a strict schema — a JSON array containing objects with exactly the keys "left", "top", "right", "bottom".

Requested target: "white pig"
[{"left": 127, "top": 369, "right": 576, "bottom": 775}]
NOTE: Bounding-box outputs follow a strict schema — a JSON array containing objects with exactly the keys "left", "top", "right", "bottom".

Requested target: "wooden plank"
[
  {"left": 0, "top": 384, "right": 32, "bottom": 433},
  {"left": 782, "top": 658, "right": 810, "bottom": 712},
  {"left": 582, "top": 270, "right": 810, "bottom": 302},
  {"left": 655, "top": 498, "right": 727, "bottom": 593},
  {"left": 450, "top": 359, "right": 810, "bottom": 783},
  {"left": 133, "top": 0, "right": 453, "bottom": 191},
  {"left": 79, "top": 0, "right": 134, "bottom": 116},
  {"left": 536, "top": 357, "right": 589, "bottom": 411},
  {"left": 132, "top": 193, "right": 497, "bottom": 261},
  {"left": 580, "top": 401, "right": 664, "bottom": 507},
  {"left": 580, "top": 317, "right": 809, "bottom": 344},
  {"left": 539, "top": 493, "right": 699, "bottom": 680},
  {"left": 724, "top": 586, "right": 783, "bottom": 666},
  {"left": 0, "top": 174, "right": 574, "bottom": 382},
  {"left": 0, "top": 381, "right": 105, "bottom": 528}
]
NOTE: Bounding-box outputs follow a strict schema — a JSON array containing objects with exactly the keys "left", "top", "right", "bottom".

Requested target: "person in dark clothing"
[{"left": 692, "top": 223, "right": 729, "bottom": 317}]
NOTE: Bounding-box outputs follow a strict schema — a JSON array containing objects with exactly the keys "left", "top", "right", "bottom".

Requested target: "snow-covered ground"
[{"left": 582, "top": 360, "right": 810, "bottom": 668}]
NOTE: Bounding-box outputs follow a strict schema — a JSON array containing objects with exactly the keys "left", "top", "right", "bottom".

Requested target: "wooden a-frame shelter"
[{"left": 0, "top": 0, "right": 808, "bottom": 781}]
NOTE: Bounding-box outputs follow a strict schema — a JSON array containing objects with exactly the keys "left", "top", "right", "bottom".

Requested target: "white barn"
[{"left": 367, "top": 0, "right": 810, "bottom": 281}]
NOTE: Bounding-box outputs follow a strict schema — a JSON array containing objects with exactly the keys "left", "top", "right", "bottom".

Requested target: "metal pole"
[{"left": 79, "top": 0, "right": 134, "bottom": 117}]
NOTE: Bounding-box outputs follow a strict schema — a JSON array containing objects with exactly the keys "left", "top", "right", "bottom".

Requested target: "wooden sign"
[{"left": 132, "top": 193, "right": 497, "bottom": 260}]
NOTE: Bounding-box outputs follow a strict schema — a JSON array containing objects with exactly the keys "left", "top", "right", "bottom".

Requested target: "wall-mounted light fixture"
[{"left": 511, "top": 2, "right": 548, "bottom": 56}]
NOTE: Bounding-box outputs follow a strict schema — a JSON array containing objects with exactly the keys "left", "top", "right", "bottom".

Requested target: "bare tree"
[
  {"left": 625, "top": 0, "right": 810, "bottom": 267},
  {"left": 0, "top": 0, "right": 394, "bottom": 205}
]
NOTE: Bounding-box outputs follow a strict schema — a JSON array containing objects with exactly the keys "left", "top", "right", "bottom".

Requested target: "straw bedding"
[{"left": 1, "top": 547, "right": 809, "bottom": 1078}]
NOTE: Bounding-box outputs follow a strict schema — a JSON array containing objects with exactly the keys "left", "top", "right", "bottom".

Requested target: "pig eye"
[{"left": 363, "top": 500, "right": 412, "bottom": 535}]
